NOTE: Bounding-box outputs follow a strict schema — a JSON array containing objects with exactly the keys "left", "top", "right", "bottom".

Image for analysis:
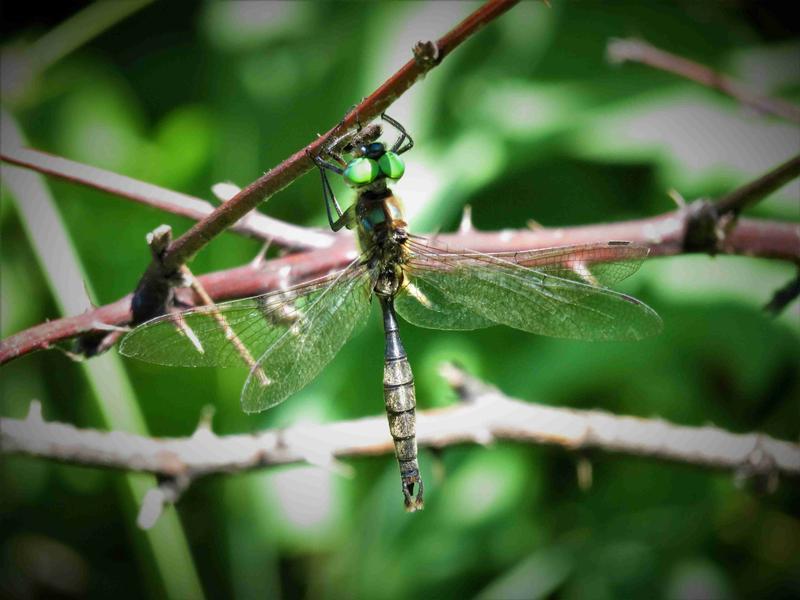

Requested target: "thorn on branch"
[
  {"left": 250, "top": 241, "right": 271, "bottom": 269},
  {"left": 439, "top": 362, "right": 494, "bottom": 404},
  {"left": 734, "top": 436, "right": 780, "bottom": 495},
  {"left": 137, "top": 474, "right": 191, "bottom": 530},
  {"left": 195, "top": 405, "right": 216, "bottom": 433},
  {"left": 26, "top": 400, "right": 44, "bottom": 424},
  {"left": 667, "top": 189, "right": 687, "bottom": 208},
  {"left": 526, "top": 218, "right": 545, "bottom": 231},
  {"left": 458, "top": 205, "right": 474, "bottom": 234}
]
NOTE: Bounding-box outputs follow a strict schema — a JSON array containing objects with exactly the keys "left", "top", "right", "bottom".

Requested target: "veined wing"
[
  {"left": 240, "top": 263, "right": 374, "bottom": 412},
  {"left": 120, "top": 260, "right": 375, "bottom": 412},
  {"left": 409, "top": 238, "right": 650, "bottom": 286},
  {"left": 395, "top": 272, "right": 494, "bottom": 330},
  {"left": 402, "top": 238, "right": 662, "bottom": 341}
]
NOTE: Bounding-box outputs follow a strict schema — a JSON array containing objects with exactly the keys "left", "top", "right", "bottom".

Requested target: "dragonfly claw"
[{"left": 402, "top": 476, "right": 424, "bottom": 512}]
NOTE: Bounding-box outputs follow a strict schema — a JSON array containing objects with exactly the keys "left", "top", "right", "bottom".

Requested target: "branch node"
[
  {"left": 130, "top": 225, "right": 188, "bottom": 327},
  {"left": 682, "top": 200, "right": 724, "bottom": 255},
  {"left": 413, "top": 40, "right": 440, "bottom": 68},
  {"left": 146, "top": 224, "right": 173, "bottom": 260}
]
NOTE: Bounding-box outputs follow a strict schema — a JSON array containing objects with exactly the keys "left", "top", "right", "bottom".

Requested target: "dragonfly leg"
[
  {"left": 382, "top": 112, "right": 414, "bottom": 155},
  {"left": 308, "top": 150, "right": 350, "bottom": 231}
]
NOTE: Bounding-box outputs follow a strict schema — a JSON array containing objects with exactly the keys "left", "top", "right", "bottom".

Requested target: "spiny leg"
[
  {"left": 382, "top": 112, "right": 414, "bottom": 155},
  {"left": 308, "top": 150, "right": 350, "bottom": 231}
]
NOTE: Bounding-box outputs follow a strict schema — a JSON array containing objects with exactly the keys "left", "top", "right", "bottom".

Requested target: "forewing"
[
  {"left": 120, "top": 267, "right": 366, "bottom": 368},
  {"left": 240, "top": 266, "right": 374, "bottom": 413},
  {"left": 407, "top": 239, "right": 662, "bottom": 341},
  {"left": 410, "top": 239, "right": 650, "bottom": 286}
]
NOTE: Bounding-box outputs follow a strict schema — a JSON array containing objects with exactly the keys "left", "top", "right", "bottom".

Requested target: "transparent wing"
[
  {"left": 120, "top": 267, "right": 362, "bottom": 367},
  {"left": 395, "top": 274, "right": 494, "bottom": 330},
  {"left": 120, "top": 260, "right": 375, "bottom": 411},
  {"left": 240, "top": 265, "right": 374, "bottom": 413},
  {"left": 403, "top": 239, "right": 662, "bottom": 341}
]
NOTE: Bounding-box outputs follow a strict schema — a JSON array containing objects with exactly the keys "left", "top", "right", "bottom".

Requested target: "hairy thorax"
[{"left": 355, "top": 189, "right": 409, "bottom": 298}]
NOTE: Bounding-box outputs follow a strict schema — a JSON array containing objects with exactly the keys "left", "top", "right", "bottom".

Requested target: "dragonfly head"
[{"left": 343, "top": 145, "right": 405, "bottom": 189}]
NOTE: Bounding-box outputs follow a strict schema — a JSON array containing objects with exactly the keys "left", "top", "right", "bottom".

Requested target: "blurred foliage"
[{"left": 1, "top": 2, "right": 799, "bottom": 599}]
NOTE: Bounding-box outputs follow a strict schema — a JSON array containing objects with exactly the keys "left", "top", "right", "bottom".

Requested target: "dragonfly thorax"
[{"left": 355, "top": 192, "right": 409, "bottom": 277}]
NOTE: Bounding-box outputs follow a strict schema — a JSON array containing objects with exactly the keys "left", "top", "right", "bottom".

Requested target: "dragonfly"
[{"left": 120, "top": 114, "right": 662, "bottom": 511}]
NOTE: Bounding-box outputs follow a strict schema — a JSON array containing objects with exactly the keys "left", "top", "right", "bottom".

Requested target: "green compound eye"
[
  {"left": 343, "top": 157, "right": 379, "bottom": 186},
  {"left": 378, "top": 152, "right": 405, "bottom": 180}
]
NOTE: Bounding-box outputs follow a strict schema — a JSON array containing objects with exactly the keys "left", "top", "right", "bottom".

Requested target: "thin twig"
[
  {"left": 682, "top": 155, "right": 800, "bottom": 254},
  {"left": 0, "top": 146, "right": 336, "bottom": 250},
  {"left": 1, "top": 214, "right": 797, "bottom": 365},
  {"left": 715, "top": 154, "right": 800, "bottom": 217},
  {"left": 607, "top": 38, "right": 800, "bottom": 124},
  {"left": 3, "top": 374, "right": 797, "bottom": 480},
  {"left": 764, "top": 268, "right": 800, "bottom": 316}
]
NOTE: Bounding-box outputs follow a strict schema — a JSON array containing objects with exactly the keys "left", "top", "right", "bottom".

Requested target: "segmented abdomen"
[{"left": 384, "top": 356, "right": 418, "bottom": 473}]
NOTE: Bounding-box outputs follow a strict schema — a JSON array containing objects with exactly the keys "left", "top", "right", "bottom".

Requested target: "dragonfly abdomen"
[{"left": 379, "top": 295, "right": 423, "bottom": 512}]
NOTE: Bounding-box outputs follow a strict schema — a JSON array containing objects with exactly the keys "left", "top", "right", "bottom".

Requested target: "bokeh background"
[{"left": 2, "top": 2, "right": 798, "bottom": 598}]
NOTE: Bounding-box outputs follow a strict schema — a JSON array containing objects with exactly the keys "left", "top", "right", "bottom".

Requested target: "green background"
[{"left": 2, "top": 2, "right": 798, "bottom": 598}]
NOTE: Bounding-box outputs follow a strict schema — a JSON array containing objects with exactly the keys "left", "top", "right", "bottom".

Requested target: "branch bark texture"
[
  {"left": 1, "top": 211, "right": 797, "bottom": 365},
  {"left": 0, "top": 147, "right": 337, "bottom": 250},
  {"left": 3, "top": 369, "right": 798, "bottom": 481}
]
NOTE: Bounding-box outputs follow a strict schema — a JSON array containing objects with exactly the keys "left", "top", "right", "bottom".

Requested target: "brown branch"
[
  {"left": 607, "top": 38, "right": 800, "bottom": 124},
  {"left": 0, "top": 146, "right": 337, "bottom": 250},
  {"left": 715, "top": 154, "right": 800, "bottom": 217},
  {"left": 2, "top": 370, "right": 796, "bottom": 504},
  {"left": 682, "top": 155, "right": 800, "bottom": 255},
  {"left": 1, "top": 213, "right": 796, "bottom": 365},
  {"left": 152, "top": 0, "right": 519, "bottom": 276}
]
